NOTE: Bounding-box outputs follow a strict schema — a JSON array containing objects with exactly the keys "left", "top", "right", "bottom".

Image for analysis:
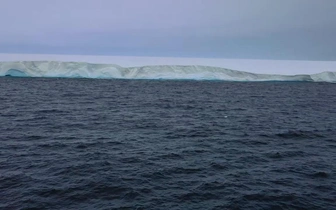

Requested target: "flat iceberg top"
[{"left": 0, "top": 61, "right": 335, "bottom": 83}]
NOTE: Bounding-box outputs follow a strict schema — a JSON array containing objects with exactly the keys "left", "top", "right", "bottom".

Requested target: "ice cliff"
[{"left": 0, "top": 61, "right": 335, "bottom": 82}]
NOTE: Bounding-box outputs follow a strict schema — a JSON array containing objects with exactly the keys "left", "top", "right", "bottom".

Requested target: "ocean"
[{"left": 1, "top": 77, "right": 335, "bottom": 209}]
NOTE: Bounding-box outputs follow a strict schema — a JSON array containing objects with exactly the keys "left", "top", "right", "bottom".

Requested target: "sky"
[{"left": 1, "top": 0, "right": 336, "bottom": 60}]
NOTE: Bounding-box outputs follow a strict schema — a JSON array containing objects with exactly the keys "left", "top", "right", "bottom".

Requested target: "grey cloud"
[{"left": 0, "top": 0, "right": 336, "bottom": 60}]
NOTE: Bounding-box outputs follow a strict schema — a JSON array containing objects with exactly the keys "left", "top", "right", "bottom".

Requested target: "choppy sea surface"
[{"left": 1, "top": 78, "right": 335, "bottom": 210}]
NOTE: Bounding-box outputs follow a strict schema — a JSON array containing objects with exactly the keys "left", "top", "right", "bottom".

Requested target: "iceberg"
[{"left": 0, "top": 61, "right": 335, "bottom": 83}]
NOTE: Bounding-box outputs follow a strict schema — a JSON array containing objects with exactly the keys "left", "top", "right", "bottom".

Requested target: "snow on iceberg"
[
  {"left": 0, "top": 61, "right": 123, "bottom": 79},
  {"left": 0, "top": 61, "right": 335, "bottom": 82},
  {"left": 310, "top": 71, "right": 336, "bottom": 83}
]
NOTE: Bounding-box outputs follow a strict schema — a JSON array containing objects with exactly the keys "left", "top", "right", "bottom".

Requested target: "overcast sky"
[{"left": 1, "top": 0, "right": 336, "bottom": 60}]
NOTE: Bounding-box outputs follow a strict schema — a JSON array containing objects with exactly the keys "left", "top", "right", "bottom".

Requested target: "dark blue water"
[{"left": 1, "top": 78, "right": 335, "bottom": 210}]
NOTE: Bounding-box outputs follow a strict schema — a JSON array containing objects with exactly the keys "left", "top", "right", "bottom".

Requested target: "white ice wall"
[{"left": 0, "top": 61, "right": 335, "bottom": 82}]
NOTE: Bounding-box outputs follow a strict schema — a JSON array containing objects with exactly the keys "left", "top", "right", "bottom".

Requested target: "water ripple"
[{"left": 0, "top": 78, "right": 335, "bottom": 209}]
